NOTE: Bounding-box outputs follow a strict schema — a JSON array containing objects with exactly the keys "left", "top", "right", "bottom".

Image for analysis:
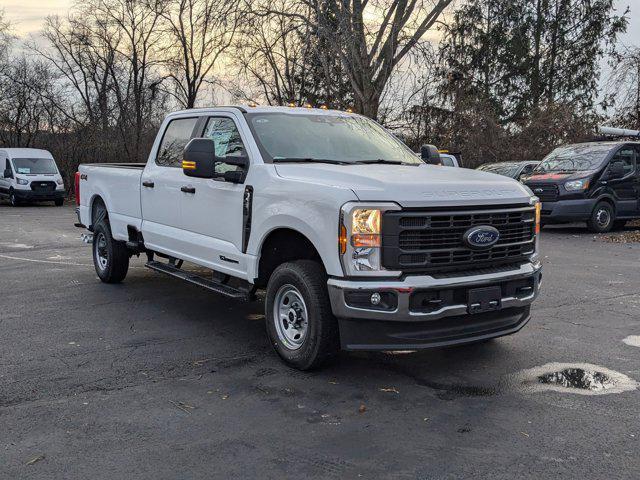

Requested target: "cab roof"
[
  {"left": 169, "top": 104, "right": 356, "bottom": 117},
  {"left": 0, "top": 148, "right": 54, "bottom": 159}
]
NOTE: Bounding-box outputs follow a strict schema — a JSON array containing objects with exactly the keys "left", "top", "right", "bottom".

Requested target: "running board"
[{"left": 145, "top": 260, "right": 251, "bottom": 301}]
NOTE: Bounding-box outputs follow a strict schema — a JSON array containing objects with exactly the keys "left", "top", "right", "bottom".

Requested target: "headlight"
[
  {"left": 564, "top": 179, "right": 589, "bottom": 191},
  {"left": 339, "top": 202, "right": 401, "bottom": 277},
  {"left": 56, "top": 178, "right": 64, "bottom": 185},
  {"left": 16, "top": 178, "right": 29, "bottom": 185}
]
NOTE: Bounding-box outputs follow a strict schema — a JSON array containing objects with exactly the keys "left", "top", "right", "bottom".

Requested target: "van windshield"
[
  {"left": 246, "top": 112, "right": 422, "bottom": 165},
  {"left": 534, "top": 144, "right": 612, "bottom": 173},
  {"left": 12, "top": 158, "right": 58, "bottom": 175}
]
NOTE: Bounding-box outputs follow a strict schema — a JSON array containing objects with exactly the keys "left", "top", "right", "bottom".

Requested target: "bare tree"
[
  {"left": 606, "top": 46, "right": 640, "bottom": 130},
  {"left": 236, "top": 0, "right": 317, "bottom": 105},
  {"left": 255, "top": 0, "right": 452, "bottom": 118},
  {"left": 157, "top": 0, "right": 243, "bottom": 108}
]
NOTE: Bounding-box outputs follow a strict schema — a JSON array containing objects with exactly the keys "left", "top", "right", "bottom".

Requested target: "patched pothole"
[
  {"left": 623, "top": 336, "right": 640, "bottom": 348},
  {"left": 514, "top": 362, "right": 638, "bottom": 395}
]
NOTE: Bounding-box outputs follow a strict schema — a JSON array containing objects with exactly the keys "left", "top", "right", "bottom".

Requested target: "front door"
[
  {"left": 180, "top": 115, "right": 249, "bottom": 277},
  {"left": 140, "top": 116, "right": 199, "bottom": 256},
  {"left": 0, "top": 157, "right": 11, "bottom": 197},
  {"left": 607, "top": 147, "right": 637, "bottom": 217}
]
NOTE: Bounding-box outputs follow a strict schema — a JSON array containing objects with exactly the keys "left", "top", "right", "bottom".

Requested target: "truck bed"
[{"left": 78, "top": 163, "right": 144, "bottom": 241}]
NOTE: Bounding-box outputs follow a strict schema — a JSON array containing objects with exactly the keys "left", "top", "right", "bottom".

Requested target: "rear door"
[
  {"left": 179, "top": 114, "right": 250, "bottom": 276},
  {"left": 608, "top": 146, "right": 637, "bottom": 217},
  {"left": 140, "top": 116, "right": 200, "bottom": 255}
]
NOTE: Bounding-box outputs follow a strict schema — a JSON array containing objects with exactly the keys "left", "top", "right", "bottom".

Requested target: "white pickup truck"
[{"left": 75, "top": 105, "right": 542, "bottom": 370}]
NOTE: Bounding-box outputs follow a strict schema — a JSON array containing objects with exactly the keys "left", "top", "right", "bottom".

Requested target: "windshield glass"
[
  {"left": 534, "top": 144, "right": 612, "bottom": 173},
  {"left": 247, "top": 113, "right": 422, "bottom": 164},
  {"left": 478, "top": 163, "right": 520, "bottom": 177},
  {"left": 12, "top": 158, "right": 58, "bottom": 175}
]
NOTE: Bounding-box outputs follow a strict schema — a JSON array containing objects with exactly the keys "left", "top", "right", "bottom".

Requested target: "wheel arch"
[{"left": 254, "top": 227, "right": 326, "bottom": 289}]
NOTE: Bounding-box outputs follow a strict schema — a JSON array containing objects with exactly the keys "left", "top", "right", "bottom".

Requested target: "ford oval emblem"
[{"left": 463, "top": 226, "right": 500, "bottom": 249}]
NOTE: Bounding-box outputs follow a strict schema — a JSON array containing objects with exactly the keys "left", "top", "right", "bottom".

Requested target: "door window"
[
  {"left": 202, "top": 117, "right": 247, "bottom": 174},
  {"left": 610, "top": 148, "right": 635, "bottom": 176},
  {"left": 156, "top": 117, "right": 199, "bottom": 167}
]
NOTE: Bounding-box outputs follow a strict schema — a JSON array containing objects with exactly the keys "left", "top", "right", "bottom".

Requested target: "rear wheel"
[
  {"left": 587, "top": 202, "right": 614, "bottom": 233},
  {"left": 265, "top": 260, "right": 339, "bottom": 370},
  {"left": 92, "top": 221, "right": 129, "bottom": 283},
  {"left": 54, "top": 198, "right": 64, "bottom": 206}
]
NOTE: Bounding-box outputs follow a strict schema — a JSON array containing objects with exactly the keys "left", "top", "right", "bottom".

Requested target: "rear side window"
[
  {"left": 611, "top": 148, "right": 636, "bottom": 176},
  {"left": 440, "top": 156, "right": 454, "bottom": 167},
  {"left": 156, "top": 117, "right": 199, "bottom": 167}
]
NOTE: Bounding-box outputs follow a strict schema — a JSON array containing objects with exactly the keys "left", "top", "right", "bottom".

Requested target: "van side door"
[
  {"left": 607, "top": 146, "right": 637, "bottom": 217},
  {"left": 179, "top": 114, "right": 250, "bottom": 277},
  {"left": 140, "top": 116, "right": 200, "bottom": 256}
]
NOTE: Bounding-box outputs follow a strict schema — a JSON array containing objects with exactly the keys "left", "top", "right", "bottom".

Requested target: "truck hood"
[{"left": 274, "top": 163, "right": 532, "bottom": 208}]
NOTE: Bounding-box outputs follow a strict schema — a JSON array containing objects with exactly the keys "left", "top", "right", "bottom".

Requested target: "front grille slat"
[{"left": 382, "top": 206, "right": 536, "bottom": 273}]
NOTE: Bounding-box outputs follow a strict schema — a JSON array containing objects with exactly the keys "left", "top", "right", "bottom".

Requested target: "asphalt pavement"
[{"left": 1, "top": 203, "right": 639, "bottom": 479}]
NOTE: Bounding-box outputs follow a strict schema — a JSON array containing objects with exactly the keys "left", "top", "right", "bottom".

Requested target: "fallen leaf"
[
  {"left": 26, "top": 455, "right": 45, "bottom": 465},
  {"left": 379, "top": 387, "right": 399, "bottom": 394},
  {"left": 358, "top": 404, "right": 366, "bottom": 414}
]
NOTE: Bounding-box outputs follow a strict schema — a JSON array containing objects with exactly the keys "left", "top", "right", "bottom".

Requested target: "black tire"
[
  {"left": 265, "top": 260, "right": 339, "bottom": 370},
  {"left": 9, "top": 190, "right": 19, "bottom": 207},
  {"left": 54, "top": 198, "right": 64, "bottom": 206},
  {"left": 613, "top": 220, "right": 627, "bottom": 230},
  {"left": 587, "top": 202, "right": 614, "bottom": 233},
  {"left": 92, "top": 221, "right": 129, "bottom": 283}
]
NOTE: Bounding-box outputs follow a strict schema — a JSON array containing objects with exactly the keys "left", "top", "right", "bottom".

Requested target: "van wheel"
[
  {"left": 265, "top": 260, "right": 339, "bottom": 370},
  {"left": 54, "top": 198, "right": 64, "bottom": 206},
  {"left": 587, "top": 202, "right": 614, "bottom": 233},
  {"left": 92, "top": 221, "right": 129, "bottom": 283},
  {"left": 9, "top": 190, "right": 19, "bottom": 207}
]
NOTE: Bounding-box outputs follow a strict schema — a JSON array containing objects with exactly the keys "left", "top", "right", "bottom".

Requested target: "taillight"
[{"left": 74, "top": 171, "right": 81, "bottom": 206}]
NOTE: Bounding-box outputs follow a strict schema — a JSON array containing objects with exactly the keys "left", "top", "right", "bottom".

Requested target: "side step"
[{"left": 145, "top": 260, "right": 251, "bottom": 301}]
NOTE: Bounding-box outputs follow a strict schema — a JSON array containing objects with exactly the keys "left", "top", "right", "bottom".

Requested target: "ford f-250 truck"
[{"left": 75, "top": 105, "right": 542, "bottom": 370}]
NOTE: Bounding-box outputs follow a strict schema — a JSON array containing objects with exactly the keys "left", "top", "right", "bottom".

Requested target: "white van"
[{"left": 0, "top": 148, "right": 66, "bottom": 206}]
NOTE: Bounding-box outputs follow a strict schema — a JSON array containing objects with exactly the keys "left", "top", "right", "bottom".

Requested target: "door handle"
[
  {"left": 181, "top": 186, "right": 196, "bottom": 194},
  {"left": 142, "top": 181, "right": 154, "bottom": 188}
]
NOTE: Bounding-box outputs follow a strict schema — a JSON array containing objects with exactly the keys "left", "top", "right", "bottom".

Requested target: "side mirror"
[
  {"left": 183, "top": 138, "right": 217, "bottom": 178},
  {"left": 420, "top": 144, "right": 442, "bottom": 165},
  {"left": 3, "top": 168, "right": 12, "bottom": 179},
  {"left": 607, "top": 161, "right": 625, "bottom": 178}
]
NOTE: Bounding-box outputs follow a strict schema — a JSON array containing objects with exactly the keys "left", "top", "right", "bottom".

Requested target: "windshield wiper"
[
  {"left": 353, "top": 159, "right": 408, "bottom": 165},
  {"left": 272, "top": 157, "right": 348, "bottom": 165}
]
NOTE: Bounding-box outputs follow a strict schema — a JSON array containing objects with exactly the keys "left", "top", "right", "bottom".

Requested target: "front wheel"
[
  {"left": 9, "top": 190, "right": 19, "bottom": 207},
  {"left": 587, "top": 202, "right": 614, "bottom": 233},
  {"left": 54, "top": 198, "right": 64, "bottom": 206},
  {"left": 92, "top": 221, "right": 130, "bottom": 283},
  {"left": 265, "top": 260, "right": 339, "bottom": 370}
]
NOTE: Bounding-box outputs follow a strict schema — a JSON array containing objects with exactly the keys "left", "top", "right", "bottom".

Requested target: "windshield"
[
  {"left": 534, "top": 144, "right": 612, "bottom": 173},
  {"left": 12, "top": 158, "right": 58, "bottom": 175},
  {"left": 478, "top": 163, "right": 520, "bottom": 177},
  {"left": 247, "top": 113, "right": 422, "bottom": 165}
]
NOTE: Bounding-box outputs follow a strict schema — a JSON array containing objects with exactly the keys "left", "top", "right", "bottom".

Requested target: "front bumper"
[
  {"left": 540, "top": 199, "right": 596, "bottom": 222},
  {"left": 327, "top": 261, "right": 541, "bottom": 350},
  {"left": 14, "top": 189, "right": 66, "bottom": 201}
]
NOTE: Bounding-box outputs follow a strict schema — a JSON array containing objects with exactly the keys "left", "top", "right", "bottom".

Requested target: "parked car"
[
  {"left": 477, "top": 161, "right": 539, "bottom": 180},
  {"left": 522, "top": 141, "right": 640, "bottom": 232},
  {"left": 75, "top": 105, "right": 542, "bottom": 370},
  {"left": 0, "top": 148, "right": 66, "bottom": 206},
  {"left": 439, "top": 152, "right": 460, "bottom": 167}
]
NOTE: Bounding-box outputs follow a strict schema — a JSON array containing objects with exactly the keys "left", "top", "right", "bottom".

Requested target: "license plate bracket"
[{"left": 467, "top": 286, "right": 502, "bottom": 314}]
